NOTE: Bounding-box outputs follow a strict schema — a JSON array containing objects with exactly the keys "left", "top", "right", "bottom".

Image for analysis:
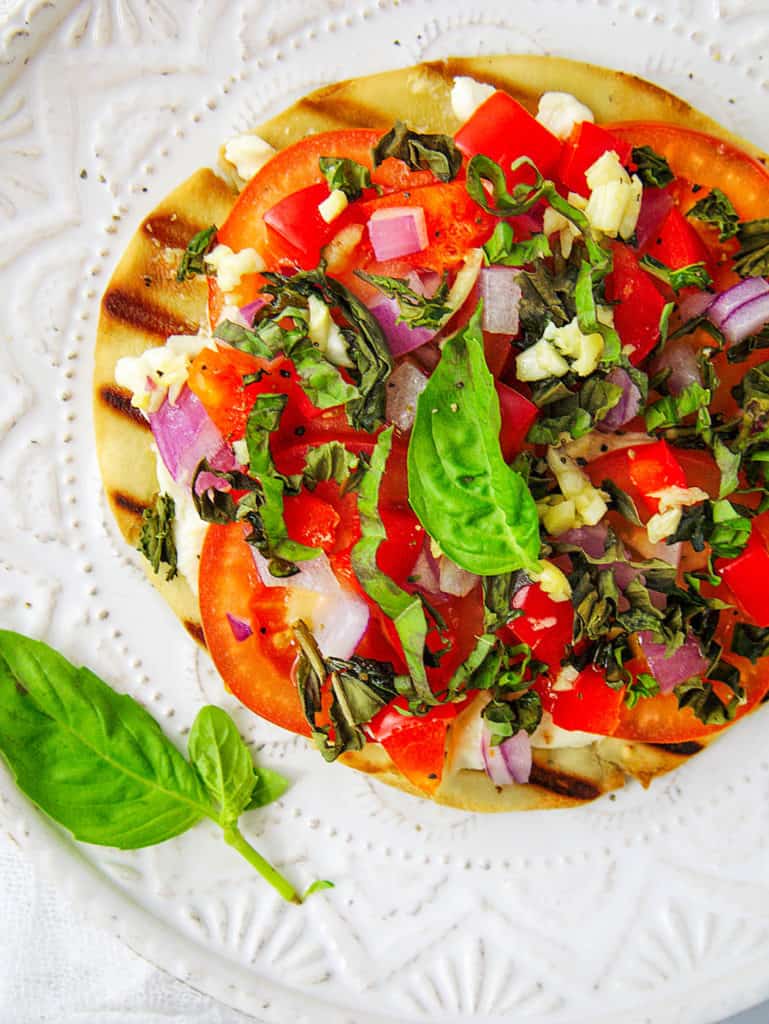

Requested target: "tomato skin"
[
  {"left": 504, "top": 584, "right": 574, "bottom": 672},
  {"left": 626, "top": 440, "right": 688, "bottom": 514},
  {"left": 283, "top": 492, "right": 340, "bottom": 552},
  {"left": 604, "top": 243, "right": 667, "bottom": 365},
  {"left": 557, "top": 121, "right": 633, "bottom": 196},
  {"left": 496, "top": 381, "right": 538, "bottom": 460},
  {"left": 717, "top": 530, "right": 769, "bottom": 628},
  {"left": 640, "top": 204, "right": 710, "bottom": 271},
  {"left": 455, "top": 91, "right": 562, "bottom": 187},
  {"left": 541, "top": 666, "right": 623, "bottom": 734}
]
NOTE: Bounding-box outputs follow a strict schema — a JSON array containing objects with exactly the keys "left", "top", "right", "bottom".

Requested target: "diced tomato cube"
[
  {"left": 504, "top": 583, "right": 574, "bottom": 671},
  {"left": 544, "top": 665, "right": 623, "bottom": 734},
  {"left": 627, "top": 440, "right": 688, "bottom": 514},
  {"left": 496, "top": 380, "right": 538, "bottom": 460},
  {"left": 263, "top": 182, "right": 337, "bottom": 269},
  {"left": 368, "top": 697, "right": 460, "bottom": 794},
  {"left": 604, "top": 243, "right": 668, "bottom": 365},
  {"left": 640, "top": 205, "right": 710, "bottom": 271},
  {"left": 455, "top": 91, "right": 562, "bottom": 188},
  {"left": 283, "top": 492, "right": 340, "bottom": 553},
  {"left": 556, "top": 121, "right": 633, "bottom": 196},
  {"left": 717, "top": 530, "right": 769, "bottom": 628}
]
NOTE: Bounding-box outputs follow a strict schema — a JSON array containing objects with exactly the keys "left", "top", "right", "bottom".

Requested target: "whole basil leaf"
[
  {"left": 408, "top": 305, "right": 541, "bottom": 576},
  {"left": 0, "top": 632, "right": 211, "bottom": 848},
  {"left": 188, "top": 706, "right": 258, "bottom": 826}
]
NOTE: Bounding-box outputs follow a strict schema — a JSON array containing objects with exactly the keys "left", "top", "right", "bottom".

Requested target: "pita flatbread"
[{"left": 95, "top": 55, "right": 768, "bottom": 811}]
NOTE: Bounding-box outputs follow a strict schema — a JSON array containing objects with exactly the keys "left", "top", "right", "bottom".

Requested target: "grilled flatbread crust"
[{"left": 95, "top": 55, "right": 766, "bottom": 811}]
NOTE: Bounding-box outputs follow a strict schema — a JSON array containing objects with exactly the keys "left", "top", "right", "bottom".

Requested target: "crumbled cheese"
[
  {"left": 216, "top": 302, "right": 249, "bottom": 329},
  {"left": 545, "top": 317, "right": 604, "bottom": 378},
  {"left": 318, "top": 188, "right": 349, "bottom": 224},
  {"left": 307, "top": 294, "right": 354, "bottom": 368},
  {"left": 552, "top": 666, "right": 579, "bottom": 693},
  {"left": 206, "top": 243, "right": 263, "bottom": 293},
  {"left": 645, "top": 485, "right": 709, "bottom": 544},
  {"left": 224, "top": 133, "right": 275, "bottom": 181},
  {"left": 535, "top": 561, "right": 572, "bottom": 603},
  {"left": 539, "top": 447, "right": 609, "bottom": 532},
  {"left": 450, "top": 76, "right": 496, "bottom": 121},
  {"left": 115, "top": 333, "right": 214, "bottom": 413},
  {"left": 516, "top": 337, "right": 570, "bottom": 381},
  {"left": 543, "top": 191, "right": 587, "bottom": 258},
  {"left": 323, "top": 223, "right": 364, "bottom": 271},
  {"left": 536, "top": 91, "right": 594, "bottom": 139},
  {"left": 232, "top": 438, "right": 249, "bottom": 466},
  {"left": 153, "top": 450, "right": 208, "bottom": 596},
  {"left": 584, "top": 151, "right": 643, "bottom": 240}
]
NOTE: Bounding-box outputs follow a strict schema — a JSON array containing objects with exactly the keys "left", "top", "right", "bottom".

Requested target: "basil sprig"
[
  {"left": 407, "top": 305, "right": 540, "bottom": 576},
  {"left": 0, "top": 632, "right": 329, "bottom": 903}
]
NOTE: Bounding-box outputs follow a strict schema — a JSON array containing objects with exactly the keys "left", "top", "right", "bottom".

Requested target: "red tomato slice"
[
  {"left": 496, "top": 381, "right": 538, "bottom": 460},
  {"left": 263, "top": 182, "right": 336, "bottom": 269},
  {"left": 639, "top": 204, "right": 711, "bottom": 272},
  {"left": 717, "top": 530, "right": 769, "bottom": 628}
]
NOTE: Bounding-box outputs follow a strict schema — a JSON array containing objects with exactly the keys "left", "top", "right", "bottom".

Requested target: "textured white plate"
[{"left": 2, "top": 1, "right": 769, "bottom": 1022}]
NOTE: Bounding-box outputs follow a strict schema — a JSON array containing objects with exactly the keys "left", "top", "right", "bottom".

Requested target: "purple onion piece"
[
  {"left": 226, "top": 612, "right": 253, "bottom": 643},
  {"left": 194, "top": 471, "right": 232, "bottom": 497},
  {"left": 438, "top": 557, "right": 480, "bottom": 598},
  {"left": 651, "top": 339, "right": 701, "bottom": 396},
  {"left": 707, "top": 276, "right": 769, "bottom": 327},
  {"left": 406, "top": 269, "right": 441, "bottom": 298},
  {"left": 678, "top": 289, "right": 713, "bottom": 323},
  {"left": 556, "top": 523, "right": 609, "bottom": 559},
  {"left": 385, "top": 362, "right": 428, "bottom": 431},
  {"left": 410, "top": 537, "right": 442, "bottom": 594},
  {"left": 479, "top": 266, "right": 522, "bottom": 335},
  {"left": 481, "top": 726, "right": 532, "bottom": 786},
  {"left": 634, "top": 188, "right": 674, "bottom": 250},
  {"left": 239, "top": 298, "right": 266, "bottom": 324},
  {"left": 368, "top": 297, "right": 435, "bottom": 357},
  {"left": 720, "top": 292, "right": 769, "bottom": 346},
  {"left": 637, "top": 631, "right": 709, "bottom": 692},
  {"left": 149, "top": 386, "right": 232, "bottom": 486},
  {"left": 597, "top": 367, "right": 642, "bottom": 431}
]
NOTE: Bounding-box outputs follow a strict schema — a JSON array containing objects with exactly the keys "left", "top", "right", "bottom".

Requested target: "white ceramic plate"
[{"left": 2, "top": 1, "right": 769, "bottom": 1021}]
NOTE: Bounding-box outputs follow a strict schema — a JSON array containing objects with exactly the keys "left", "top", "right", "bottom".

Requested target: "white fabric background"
[{"left": 0, "top": 2, "right": 765, "bottom": 1022}]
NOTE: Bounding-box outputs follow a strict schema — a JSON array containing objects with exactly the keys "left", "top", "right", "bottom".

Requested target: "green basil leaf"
[
  {"left": 624, "top": 672, "right": 660, "bottom": 709},
  {"left": 687, "top": 187, "right": 740, "bottom": 241},
  {"left": 574, "top": 260, "right": 622, "bottom": 364},
  {"left": 318, "top": 156, "right": 373, "bottom": 200},
  {"left": 708, "top": 499, "right": 752, "bottom": 558},
  {"left": 245, "top": 766, "right": 290, "bottom": 811},
  {"left": 601, "top": 479, "right": 642, "bottom": 525},
  {"left": 674, "top": 680, "right": 740, "bottom": 725},
  {"left": 482, "top": 691, "right": 542, "bottom": 740},
  {"left": 354, "top": 270, "right": 452, "bottom": 329},
  {"left": 735, "top": 218, "right": 769, "bottom": 277},
  {"left": 138, "top": 493, "right": 178, "bottom": 580},
  {"left": 408, "top": 305, "right": 541, "bottom": 576},
  {"left": 177, "top": 224, "right": 217, "bottom": 281},
  {"left": 631, "top": 146, "right": 674, "bottom": 187},
  {"left": 483, "top": 221, "right": 551, "bottom": 266},
  {"left": 731, "top": 623, "right": 769, "bottom": 664},
  {"left": 214, "top": 319, "right": 274, "bottom": 357},
  {"left": 188, "top": 705, "right": 260, "bottom": 826},
  {"left": 0, "top": 632, "right": 211, "bottom": 848},
  {"left": 645, "top": 382, "right": 712, "bottom": 431},
  {"left": 713, "top": 437, "right": 741, "bottom": 498},
  {"left": 301, "top": 442, "right": 360, "bottom": 491},
  {"left": 372, "top": 122, "right": 462, "bottom": 182},
  {"left": 638, "top": 254, "right": 713, "bottom": 293},
  {"left": 287, "top": 339, "right": 360, "bottom": 409},
  {"left": 351, "top": 427, "right": 433, "bottom": 705}
]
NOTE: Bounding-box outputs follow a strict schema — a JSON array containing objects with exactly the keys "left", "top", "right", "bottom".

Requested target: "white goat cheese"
[
  {"left": 451, "top": 76, "right": 496, "bottom": 121},
  {"left": 224, "top": 133, "right": 276, "bottom": 181},
  {"left": 536, "top": 91, "right": 595, "bottom": 139}
]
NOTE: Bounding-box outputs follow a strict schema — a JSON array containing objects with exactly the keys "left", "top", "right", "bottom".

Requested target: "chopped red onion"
[
  {"left": 556, "top": 523, "right": 608, "bottom": 559},
  {"left": 438, "top": 557, "right": 480, "bottom": 598},
  {"left": 369, "top": 297, "right": 435, "bottom": 356},
  {"left": 678, "top": 289, "right": 713, "bottom": 323},
  {"left": 149, "top": 386, "right": 235, "bottom": 486},
  {"left": 481, "top": 725, "right": 532, "bottom": 785},
  {"left": 194, "top": 470, "right": 232, "bottom": 497},
  {"left": 368, "top": 206, "right": 428, "bottom": 261},
  {"left": 721, "top": 292, "right": 769, "bottom": 345},
  {"left": 226, "top": 613, "right": 253, "bottom": 643},
  {"left": 239, "top": 298, "right": 266, "bottom": 324},
  {"left": 479, "top": 267, "right": 522, "bottom": 334},
  {"left": 406, "top": 269, "right": 441, "bottom": 298},
  {"left": 409, "top": 536, "right": 442, "bottom": 594},
  {"left": 637, "top": 631, "right": 709, "bottom": 692},
  {"left": 707, "top": 276, "right": 769, "bottom": 327},
  {"left": 634, "top": 188, "right": 674, "bottom": 250},
  {"left": 651, "top": 338, "right": 701, "bottom": 396},
  {"left": 597, "top": 367, "right": 642, "bottom": 431},
  {"left": 385, "top": 362, "right": 429, "bottom": 431},
  {"left": 250, "top": 546, "right": 369, "bottom": 659}
]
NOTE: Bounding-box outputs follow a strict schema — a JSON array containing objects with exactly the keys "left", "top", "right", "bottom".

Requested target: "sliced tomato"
[
  {"left": 455, "top": 91, "right": 562, "bottom": 187},
  {"left": 283, "top": 492, "right": 340, "bottom": 553},
  {"left": 540, "top": 666, "right": 624, "bottom": 734},
  {"left": 606, "top": 122, "right": 769, "bottom": 222},
  {"left": 504, "top": 583, "right": 574, "bottom": 672},
  {"left": 263, "top": 182, "right": 336, "bottom": 269},
  {"left": 604, "top": 243, "right": 667, "bottom": 365},
  {"left": 556, "top": 121, "right": 633, "bottom": 196},
  {"left": 368, "top": 697, "right": 460, "bottom": 794}
]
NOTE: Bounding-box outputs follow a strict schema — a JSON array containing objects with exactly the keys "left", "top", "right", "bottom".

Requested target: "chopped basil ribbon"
[
  {"left": 176, "top": 224, "right": 216, "bottom": 281},
  {"left": 354, "top": 270, "right": 453, "bottom": 329},
  {"left": 631, "top": 145, "right": 674, "bottom": 188},
  {"left": 408, "top": 305, "right": 541, "bottom": 576},
  {"left": 687, "top": 187, "right": 740, "bottom": 241},
  {"left": 645, "top": 381, "right": 712, "bottom": 431},
  {"left": 638, "top": 254, "right": 713, "bottom": 293},
  {"left": 350, "top": 427, "right": 434, "bottom": 708},
  {"left": 735, "top": 218, "right": 769, "bottom": 277},
  {"left": 465, "top": 154, "right": 610, "bottom": 270},
  {"left": 318, "top": 156, "right": 374, "bottom": 200},
  {"left": 484, "top": 221, "right": 552, "bottom": 267},
  {"left": 731, "top": 623, "right": 769, "bottom": 664},
  {"left": 138, "top": 493, "right": 178, "bottom": 580},
  {"left": 372, "top": 122, "right": 462, "bottom": 182}
]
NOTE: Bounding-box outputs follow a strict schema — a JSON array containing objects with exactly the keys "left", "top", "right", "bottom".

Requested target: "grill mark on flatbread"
[
  {"left": 184, "top": 620, "right": 206, "bottom": 648},
  {"left": 111, "top": 491, "right": 149, "bottom": 519},
  {"left": 143, "top": 213, "right": 207, "bottom": 250},
  {"left": 296, "top": 93, "right": 391, "bottom": 130},
  {"left": 648, "top": 740, "right": 704, "bottom": 756},
  {"left": 98, "top": 384, "right": 151, "bottom": 429},
  {"left": 528, "top": 763, "right": 601, "bottom": 802},
  {"left": 102, "top": 288, "right": 193, "bottom": 339}
]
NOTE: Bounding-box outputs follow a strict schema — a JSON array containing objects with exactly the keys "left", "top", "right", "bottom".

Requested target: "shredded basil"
[
  {"left": 318, "top": 156, "right": 374, "bottom": 200},
  {"left": 484, "top": 221, "right": 552, "bottom": 267},
  {"left": 138, "top": 493, "right": 178, "bottom": 580},
  {"left": 176, "top": 225, "right": 216, "bottom": 282},
  {"left": 372, "top": 122, "right": 462, "bottom": 182},
  {"left": 735, "top": 218, "right": 769, "bottom": 278},
  {"left": 638, "top": 254, "right": 713, "bottom": 294},
  {"left": 482, "top": 691, "right": 543, "bottom": 742},
  {"left": 354, "top": 270, "right": 453, "bottom": 329},
  {"left": 631, "top": 145, "right": 674, "bottom": 188},
  {"left": 731, "top": 623, "right": 769, "bottom": 664},
  {"left": 687, "top": 188, "right": 740, "bottom": 241},
  {"left": 645, "top": 382, "right": 712, "bottom": 431}
]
